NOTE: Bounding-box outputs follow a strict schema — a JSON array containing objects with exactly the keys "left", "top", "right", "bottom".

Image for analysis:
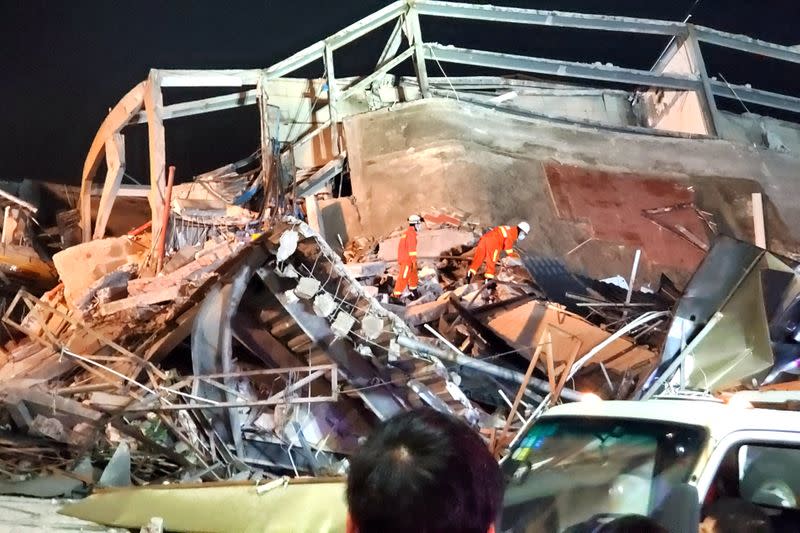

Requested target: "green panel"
[
  {"left": 686, "top": 263, "right": 773, "bottom": 391},
  {"left": 60, "top": 480, "right": 348, "bottom": 533}
]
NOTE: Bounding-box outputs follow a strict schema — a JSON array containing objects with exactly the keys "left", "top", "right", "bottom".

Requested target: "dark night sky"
[{"left": 1, "top": 0, "right": 799, "bottom": 184}]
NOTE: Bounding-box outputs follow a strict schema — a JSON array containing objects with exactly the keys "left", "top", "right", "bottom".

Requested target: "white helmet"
[
  {"left": 408, "top": 214, "right": 423, "bottom": 225},
  {"left": 517, "top": 221, "right": 530, "bottom": 240}
]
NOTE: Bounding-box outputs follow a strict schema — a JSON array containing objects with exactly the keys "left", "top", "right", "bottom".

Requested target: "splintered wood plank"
[
  {"left": 487, "top": 300, "right": 655, "bottom": 374},
  {"left": 144, "top": 70, "right": 166, "bottom": 241},
  {"left": 0, "top": 346, "right": 59, "bottom": 381}
]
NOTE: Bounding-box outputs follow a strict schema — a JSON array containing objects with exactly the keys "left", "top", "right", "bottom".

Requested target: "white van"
[{"left": 501, "top": 393, "right": 800, "bottom": 532}]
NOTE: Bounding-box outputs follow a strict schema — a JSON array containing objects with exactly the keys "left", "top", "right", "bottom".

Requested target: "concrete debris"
[
  {"left": 53, "top": 236, "right": 143, "bottom": 306},
  {"left": 331, "top": 311, "right": 356, "bottom": 338},
  {"left": 378, "top": 228, "right": 477, "bottom": 262},
  {"left": 360, "top": 313, "right": 384, "bottom": 340},
  {"left": 312, "top": 292, "right": 337, "bottom": 318},
  {"left": 402, "top": 299, "right": 449, "bottom": 327},
  {"left": 342, "top": 260, "right": 386, "bottom": 279},
  {"left": 294, "top": 276, "right": 321, "bottom": 299}
]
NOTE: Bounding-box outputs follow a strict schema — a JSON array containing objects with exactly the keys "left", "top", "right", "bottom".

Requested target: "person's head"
[
  {"left": 596, "top": 515, "right": 667, "bottom": 533},
  {"left": 408, "top": 214, "right": 423, "bottom": 231},
  {"left": 700, "top": 498, "right": 772, "bottom": 533},
  {"left": 346, "top": 408, "right": 503, "bottom": 533},
  {"left": 516, "top": 221, "right": 530, "bottom": 241}
]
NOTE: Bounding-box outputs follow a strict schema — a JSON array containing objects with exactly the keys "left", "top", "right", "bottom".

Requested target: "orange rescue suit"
[
  {"left": 468, "top": 225, "right": 518, "bottom": 279},
  {"left": 393, "top": 226, "right": 419, "bottom": 296}
]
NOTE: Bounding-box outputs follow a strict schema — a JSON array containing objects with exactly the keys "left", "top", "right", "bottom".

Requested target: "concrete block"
[
  {"left": 343, "top": 261, "right": 386, "bottom": 279},
  {"left": 319, "top": 197, "right": 364, "bottom": 246},
  {"left": 295, "top": 277, "right": 321, "bottom": 299},
  {"left": 361, "top": 314, "right": 384, "bottom": 340},
  {"left": 53, "top": 237, "right": 142, "bottom": 307},
  {"left": 378, "top": 229, "right": 477, "bottom": 262},
  {"left": 313, "top": 292, "right": 337, "bottom": 318},
  {"left": 331, "top": 311, "right": 356, "bottom": 338}
]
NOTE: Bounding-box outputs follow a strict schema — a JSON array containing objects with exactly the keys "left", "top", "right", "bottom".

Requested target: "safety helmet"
[
  {"left": 517, "top": 221, "right": 530, "bottom": 240},
  {"left": 408, "top": 214, "right": 423, "bottom": 225}
]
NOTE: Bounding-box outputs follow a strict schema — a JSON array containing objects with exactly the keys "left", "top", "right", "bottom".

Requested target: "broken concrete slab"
[
  {"left": 127, "top": 240, "right": 240, "bottom": 296},
  {"left": 73, "top": 265, "right": 136, "bottom": 312},
  {"left": 378, "top": 229, "right": 477, "bottom": 262},
  {"left": 52, "top": 237, "right": 142, "bottom": 306},
  {"left": 402, "top": 299, "right": 449, "bottom": 327},
  {"left": 98, "top": 284, "right": 180, "bottom": 316},
  {"left": 342, "top": 261, "right": 386, "bottom": 279},
  {"left": 319, "top": 196, "right": 364, "bottom": 245}
]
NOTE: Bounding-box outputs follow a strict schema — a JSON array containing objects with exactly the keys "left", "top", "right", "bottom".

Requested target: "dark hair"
[
  {"left": 346, "top": 408, "right": 503, "bottom": 533},
  {"left": 596, "top": 515, "right": 667, "bottom": 533},
  {"left": 705, "top": 498, "right": 772, "bottom": 533}
]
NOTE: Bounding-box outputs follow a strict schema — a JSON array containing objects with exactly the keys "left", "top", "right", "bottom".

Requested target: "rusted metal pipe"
[
  {"left": 127, "top": 220, "right": 152, "bottom": 237},
  {"left": 156, "top": 165, "right": 176, "bottom": 273}
]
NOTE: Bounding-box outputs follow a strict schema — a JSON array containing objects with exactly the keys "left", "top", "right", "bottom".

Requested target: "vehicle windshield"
[{"left": 501, "top": 416, "right": 706, "bottom": 533}]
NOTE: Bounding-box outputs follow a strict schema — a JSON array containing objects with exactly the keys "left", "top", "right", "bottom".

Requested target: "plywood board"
[{"left": 487, "top": 300, "right": 654, "bottom": 373}]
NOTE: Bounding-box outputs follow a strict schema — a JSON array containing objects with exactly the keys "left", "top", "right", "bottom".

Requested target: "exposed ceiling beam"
[
  {"left": 413, "top": 0, "right": 683, "bottom": 36},
  {"left": 425, "top": 44, "right": 702, "bottom": 92},
  {"left": 710, "top": 80, "right": 800, "bottom": 115}
]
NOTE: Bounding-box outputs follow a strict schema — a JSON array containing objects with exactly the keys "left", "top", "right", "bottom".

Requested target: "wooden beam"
[
  {"left": 496, "top": 343, "right": 543, "bottom": 455},
  {"left": 340, "top": 48, "right": 415, "bottom": 102},
  {"left": 0, "top": 188, "right": 37, "bottom": 213},
  {"left": 130, "top": 90, "right": 258, "bottom": 124},
  {"left": 92, "top": 134, "right": 126, "bottom": 240},
  {"left": 159, "top": 69, "right": 261, "bottom": 87},
  {"left": 324, "top": 43, "right": 341, "bottom": 155},
  {"left": 686, "top": 26, "right": 719, "bottom": 137},
  {"left": 295, "top": 152, "right": 346, "bottom": 198},
  {"left": 144, "top": 70, "right": 167, "bottom": 242},
  {"left": 79, "top": 82, "right": 146, "bottom": 242},
  {"left": 376, "top": 16, "right": 404, "bottom": 68},
  {"left": 406, "top": 8, "right": 430, "bottom": 98},
  {"left": 1, "top": 206, "right": 18, "bottom": 244}
]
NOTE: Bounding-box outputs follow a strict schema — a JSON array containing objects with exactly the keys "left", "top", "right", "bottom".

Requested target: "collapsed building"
[{"left": 3, "top": 0, "right": 800, "bottom": 529}]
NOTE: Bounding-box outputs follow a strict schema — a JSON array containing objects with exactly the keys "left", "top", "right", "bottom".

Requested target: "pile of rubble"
[
  {"left": 3, "top": 147, "right": 800, "bottom": 515},
  {"left": 0, "top": 164, "right": 673, "bottom": 496}
]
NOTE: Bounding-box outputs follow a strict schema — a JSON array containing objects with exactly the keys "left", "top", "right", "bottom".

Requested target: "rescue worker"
[
  {"left": 466, "top": 221, "right": 530, "bottom": 283},
  {"left": 392, "top": 215, "right": 423, "bottom": 303}
]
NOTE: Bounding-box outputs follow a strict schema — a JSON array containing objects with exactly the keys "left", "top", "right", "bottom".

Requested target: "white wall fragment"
[{"left": 276, "top": 230, "right": 299, "bottom": 262}]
